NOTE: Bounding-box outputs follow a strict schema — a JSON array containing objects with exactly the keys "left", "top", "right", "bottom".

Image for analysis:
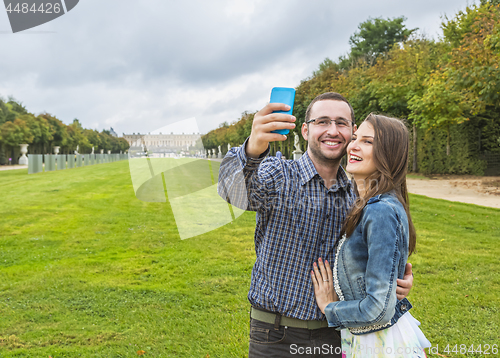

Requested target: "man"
[{"left": 218, "top": 92, "right": 413, "bottom": 357}]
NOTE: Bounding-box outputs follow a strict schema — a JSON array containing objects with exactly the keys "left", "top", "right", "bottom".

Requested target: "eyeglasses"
[{"left": 306, "top": 117, "right": 353, "bottom": 128}]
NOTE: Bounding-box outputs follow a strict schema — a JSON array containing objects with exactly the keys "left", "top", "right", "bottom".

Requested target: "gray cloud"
[{"left": 0, "top": 0, "right": 470, "bottom": 134}]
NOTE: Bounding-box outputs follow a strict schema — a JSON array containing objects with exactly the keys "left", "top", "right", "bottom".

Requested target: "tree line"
[
  {"left": 202, "top": 0, "right": 500, "bottom": 175},
  {"left": 0, "top": 98, "right": 129, "bottom": 165}
]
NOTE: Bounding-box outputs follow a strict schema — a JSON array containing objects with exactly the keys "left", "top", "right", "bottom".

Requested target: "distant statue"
[
  {"left": 91, "top": 146, "right": 94, "bottom": 154},
  {"left": 218, "top": 145, "right": 221, "bottom": 153},
  {"left": 227, "top": 143, "right": 231, "bottom": 152},
  {"left": 293, "top": 133, "right": 303, "bottom": 160},
  {"left": 294, "top": 133, "right": 301, "bottom": 152},
  {"left": 74, "top": 145, "right": 79, "bottom": 155}
]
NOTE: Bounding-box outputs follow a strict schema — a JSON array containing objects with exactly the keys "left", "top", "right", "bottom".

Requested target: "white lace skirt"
[{"left": 341, "top": 312, "right": 431, "bottom": 358}]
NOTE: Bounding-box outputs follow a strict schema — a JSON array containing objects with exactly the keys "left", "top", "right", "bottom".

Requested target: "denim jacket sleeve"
[
  {"left": 217, "top": 137, "right": 280, "bottom": 212},
  {"left": 324, "top": 200, "right": 404, "bottom": 329}
]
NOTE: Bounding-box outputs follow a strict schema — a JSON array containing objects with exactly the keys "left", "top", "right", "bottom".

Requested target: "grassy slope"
[{"left": 0, "top": 162, "right": 498, "bottom": 357}]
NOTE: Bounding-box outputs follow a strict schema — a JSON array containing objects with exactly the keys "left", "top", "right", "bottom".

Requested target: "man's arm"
[
  {"left": 396, "top": 263, "right": 413, "bottom": 300},
  {"left": 217, "top": 139, "right": 267, "bottom": 210},
  {"left": 217, "top": 102, "right": 296, "bottom": 210}
]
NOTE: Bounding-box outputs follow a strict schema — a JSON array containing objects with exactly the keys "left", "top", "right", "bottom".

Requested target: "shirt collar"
[
  {"left": 336, "top": 165, "right": 352, "bottom": 190},
  {"left": 297, "top": 151, "right": 318, "bottom": 185},
  {"left": 297, "top": 151, "right": 352, "bottom": 190}
]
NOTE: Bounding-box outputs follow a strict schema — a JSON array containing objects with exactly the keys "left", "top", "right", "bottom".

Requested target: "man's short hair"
[{"left": 305, "top": 92, "right": 355, "bottom": 124}]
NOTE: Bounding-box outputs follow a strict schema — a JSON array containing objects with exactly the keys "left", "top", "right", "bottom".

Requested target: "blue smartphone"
[{"left": 270, "top": 87, "right": 296, "bottom": 135}]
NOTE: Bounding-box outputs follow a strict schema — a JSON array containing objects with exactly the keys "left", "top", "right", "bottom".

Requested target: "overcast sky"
[{"left": 0, "top": 0, "right": 473, "bottom": 135}]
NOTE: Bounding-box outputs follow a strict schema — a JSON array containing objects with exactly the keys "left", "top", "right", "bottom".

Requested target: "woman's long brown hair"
[{"left": 340, "top": 114, "right": 416, "bottom": 255}]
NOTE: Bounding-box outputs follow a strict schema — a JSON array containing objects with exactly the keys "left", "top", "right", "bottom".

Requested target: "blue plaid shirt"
[{"left": 218, "top": 139, "right": 355, "bottom": 320}]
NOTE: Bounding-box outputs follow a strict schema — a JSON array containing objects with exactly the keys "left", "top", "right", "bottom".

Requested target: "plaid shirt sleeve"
[{"left": 218, "top": 137, "right": 280, "bottom": 212}]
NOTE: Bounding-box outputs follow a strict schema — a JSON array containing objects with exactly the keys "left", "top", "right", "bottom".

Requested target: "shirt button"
[{"left": 401, "top": 304, "right": 407, "bottom": 311}]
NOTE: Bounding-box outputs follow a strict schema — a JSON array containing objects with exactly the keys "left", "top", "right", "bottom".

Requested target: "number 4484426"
[
  {"left": 443, "top": 344, "right": 498, "bottom": 355},
  {"left": 5, "top": 2, "right": 61, "bottom": 14}
]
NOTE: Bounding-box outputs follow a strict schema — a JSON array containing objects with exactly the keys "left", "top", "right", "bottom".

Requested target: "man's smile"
[{"left": 320, "top": 138, "right": 342, "bottom": 149}]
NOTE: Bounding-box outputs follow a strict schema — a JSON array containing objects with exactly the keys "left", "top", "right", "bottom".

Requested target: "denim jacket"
[{"left": 324, "top": 191, "right": 413, "bottom": 335}]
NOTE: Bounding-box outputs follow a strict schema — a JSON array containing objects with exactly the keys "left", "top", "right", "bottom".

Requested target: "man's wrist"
[
  {"left": 237, "top": 138, "right": 270, "bottom": 170},
  {"left": 246, "top": 137, "right": 268, "bottom": 158},
  {"left": 242, "top": 138, "right": 269, "bottom": 161}
]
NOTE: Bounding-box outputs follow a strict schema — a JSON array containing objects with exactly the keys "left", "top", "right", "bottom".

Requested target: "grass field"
[
  {"left": 406, "top": 173, "right": 430, "bottom": 180},
  {"left": 0, "top": 161, "right": 499, "bottom": 357}
]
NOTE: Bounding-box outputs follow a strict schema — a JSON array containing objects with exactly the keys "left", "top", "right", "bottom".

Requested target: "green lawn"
[
  {"left": 407, "top": 173, "right": 430, "bottom": 180},
  {"left": 0, "top": 161, "right": 499, "bottom": 357}
]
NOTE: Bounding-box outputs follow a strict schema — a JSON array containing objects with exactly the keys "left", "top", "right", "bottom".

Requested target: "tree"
[
  {"left": 347, "top": 16, "right": 417, "bottom": 67},
  {"left": 1, "top": 118, "right": 34, "bottom": 164},
  {"left": 366, "top": 37, "right": 443, "bottom": 170},
  {"left": 116, "top": 137, "right": 130, "bottom": 153},
  {"left": 480, "top": 0, "right": 500, "bottom": 7},
  {"left": 26, "top": 115, "right": 52, "bottom": 154},
  {"left": 444, "top": 4, "right": 500, "bottom": 116},
  {"left": 42, "top": 114, "right": 70, "bottom": 152},
  {"left": 84, "top": 129, "right": 102, "bottom": 152},
  {"left": 0, "top": 98, "right": 19, "bottom": 126},
  {"left": 1, "top": 118, "right": 33, "bottom": 147},
  {"left": 99, "top": 131, "right": 111, "bottom": 152},
  {"left": 0, "top": 144, "right": 5, "bottom": 165},
  {"left": 412, "top": 2, "right": 500, "bottom": 155},
  {"left": 7, "top": 98, "right": 28, "bottom": 116},
  {"left": 201, "top": 111, "right": 256, "bottom": 153},
  {"left": 0, "top": 99, "right": 14, "bottom": 126},
  {"left": 68, "top": 118, "right": 91, "bottom": 153}
]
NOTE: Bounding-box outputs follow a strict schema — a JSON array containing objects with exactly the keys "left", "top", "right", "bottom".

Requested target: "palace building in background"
[{"left": 122, "top": 132, "right": 202, "bottom": 154}]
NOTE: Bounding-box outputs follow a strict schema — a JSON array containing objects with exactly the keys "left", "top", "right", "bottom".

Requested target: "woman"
[{"left": 311, "top": 114, "right": 430, "bottom": 357}]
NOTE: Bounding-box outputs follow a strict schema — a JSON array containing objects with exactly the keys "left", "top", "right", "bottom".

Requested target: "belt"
[{"left": 250, "top": 307, "right": 329, "bottom": 330}]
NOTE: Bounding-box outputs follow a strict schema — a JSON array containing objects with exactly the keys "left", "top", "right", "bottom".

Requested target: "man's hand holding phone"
[{"left": 246, "top": 88, "right": 296, "bottom": 158}]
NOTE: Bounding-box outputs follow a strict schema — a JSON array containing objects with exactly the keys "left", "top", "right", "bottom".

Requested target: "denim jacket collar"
[
  {"left": 367, "top": 190, "right": 397, "bottom": 204},
  {"left": 367, "top": 194, "right": 382, "bottom": 204}
]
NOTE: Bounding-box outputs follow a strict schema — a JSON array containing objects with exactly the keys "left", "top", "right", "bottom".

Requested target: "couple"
[{"left": 218, "top": 92, "right": 430, "bottom": 357}]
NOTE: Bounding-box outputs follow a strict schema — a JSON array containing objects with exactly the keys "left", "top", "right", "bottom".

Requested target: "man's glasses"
[{"left": 306, "top": 117, "right": 353, "bottom": 128}]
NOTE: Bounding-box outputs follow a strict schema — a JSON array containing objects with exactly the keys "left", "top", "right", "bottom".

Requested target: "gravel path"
[
  {"left": 0, "top": 165, "right": 28, "bottom": 171},
  {"left": 407, "top": 177, "right": 500, "bottom": 209}
]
